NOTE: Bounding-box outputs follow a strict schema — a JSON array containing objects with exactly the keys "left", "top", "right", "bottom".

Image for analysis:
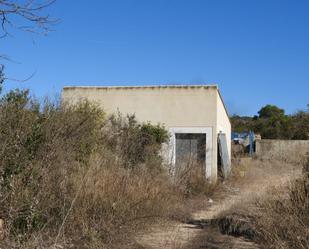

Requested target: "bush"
[
  {"left": 0, "top": 89, "right": 181, "bottom": 248},
  {"left": 104, "top": 113, "right": 168, "bottom": 169}
]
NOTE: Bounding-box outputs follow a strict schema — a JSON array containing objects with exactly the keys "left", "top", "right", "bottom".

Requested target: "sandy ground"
[{"left": 135, "top": 159, "right": 302, "bottom": 249}]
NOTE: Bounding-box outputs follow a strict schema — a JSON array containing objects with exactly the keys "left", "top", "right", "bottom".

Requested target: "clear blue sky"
[{"left": 2, "top": 0, "right": 309, "bottom": 116}]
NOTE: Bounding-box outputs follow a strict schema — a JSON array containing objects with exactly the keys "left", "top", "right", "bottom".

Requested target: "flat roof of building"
[{"left": 63, "top": 84, "right": 218, "bottom": 90}]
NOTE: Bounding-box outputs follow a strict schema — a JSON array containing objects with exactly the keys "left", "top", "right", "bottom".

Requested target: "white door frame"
[{"left": 168, "top": 127, "right": 213, "bottom": 179}]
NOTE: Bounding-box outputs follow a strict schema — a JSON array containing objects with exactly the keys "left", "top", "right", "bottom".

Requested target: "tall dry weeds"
[
  {"left": 0, "top": 89, "right": 196, "bottom": 249},
  {"left": 251, "top": 157, "right": 309, "bottom": 249}
]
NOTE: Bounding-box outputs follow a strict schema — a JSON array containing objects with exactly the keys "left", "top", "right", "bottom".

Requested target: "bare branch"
[
  {"left": 0, "top": 0, "right": 58, "bottom": 38},
  {"left": 0, "top": 1, "right": 57, "bottom": 85},
  {"left": 4, "top": 70, "right": 36, "bottom": 82}
]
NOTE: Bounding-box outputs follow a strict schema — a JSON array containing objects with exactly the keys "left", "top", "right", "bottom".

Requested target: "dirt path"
[{"left": 135, "top": 159, "right": 301, "bottom": 249}]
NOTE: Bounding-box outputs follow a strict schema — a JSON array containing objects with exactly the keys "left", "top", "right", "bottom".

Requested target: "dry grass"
[
  {"left": 0, "top": 89, "right": 214, "bottom": 249},
  {"left": 182, "top": 156, "right": 306, "bottom": 249},
  {"left": 174, "top": 157, "right": 217, "bottom": 197},
  {"left": 250, "top": 158, "right": 309, "bottom": 249},
  {"left": 200, "top": 157, "right": 308, "bottom": 249}
]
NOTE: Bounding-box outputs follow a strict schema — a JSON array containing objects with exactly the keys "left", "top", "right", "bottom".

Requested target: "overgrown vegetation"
[
  {"left": 251, "top": 157, "right": 309, "bottom": 249},
  {"left": 213, "top": 157, "right": 309, "bottom": 249},
  {"left": 231, "top": 104, "right": 309, "bottom": 139},
  {"left": 0, "top": 89, "right": 214, "bottom": 248}
]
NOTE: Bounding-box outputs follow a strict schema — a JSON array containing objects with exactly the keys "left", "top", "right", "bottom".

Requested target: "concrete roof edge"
[{"left": 63, "top": 84, "right": 219, "bottom": 90}]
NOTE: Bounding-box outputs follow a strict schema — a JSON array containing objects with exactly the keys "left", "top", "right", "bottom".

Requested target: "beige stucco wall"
[
  {"left": 216, "top": 91, "right": 231, "bottom": 160},
  {"left": 62, "top": 86, "right": 217, "bottom": 127},
  {"left": 62, "top": 85, "right": 230, "bottom": 181}
]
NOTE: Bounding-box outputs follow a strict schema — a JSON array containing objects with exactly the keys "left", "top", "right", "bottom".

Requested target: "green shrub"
[
  {"left": 104, "top": 112, "right": 168, "bottom": 169},
  {"left": 0, "top": 89, "right": 183, "bottom": 248}
]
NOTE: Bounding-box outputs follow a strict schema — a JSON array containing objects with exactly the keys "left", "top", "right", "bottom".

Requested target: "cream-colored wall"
[
  {"left": 62, "top": 85, "right": 227, "bottom": 181},
  {"left": 216, "top": 91, "right": 231, "bottom": 166},
  {"left": 63, "top": 86, "right": 217, "bottom": 127}
]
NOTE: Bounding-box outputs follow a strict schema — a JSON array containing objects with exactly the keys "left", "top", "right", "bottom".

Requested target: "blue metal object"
[
  {"left": 249, "top": 131, "right": 254, "bottom": 156},
  {"left": 232, "top": 131, "right": 255, "bottom": 156}
]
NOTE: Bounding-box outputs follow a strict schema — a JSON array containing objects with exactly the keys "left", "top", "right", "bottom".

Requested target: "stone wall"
[{"left": 255, "top": 139, "right": 309, "bottom": 163}]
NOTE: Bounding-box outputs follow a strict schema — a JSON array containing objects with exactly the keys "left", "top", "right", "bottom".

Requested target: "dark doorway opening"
[{"left": 175, "top": 133, "right": 206, "bottom": 175}]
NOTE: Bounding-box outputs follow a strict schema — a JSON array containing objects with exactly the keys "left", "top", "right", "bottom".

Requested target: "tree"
[
  {"left": 231, "top": 104, "right": 309, "bottom": 140},
  {"left": 291, "top": 110, "right": 309, "bottom": 140},
  {"left": 254, "top": 105, "right": 292, "bottom": 139},
  {"left": 0, "top": 0, "right": 57, "bottom": 88},
  {"left": 230, "top": 115, "right": 254, "bottom": 133},
  {"left": 258, "top": 105, "right": 285, "bottom": 119}
]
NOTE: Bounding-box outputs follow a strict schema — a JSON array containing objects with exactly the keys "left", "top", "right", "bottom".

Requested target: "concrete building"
[{"left": 62, "top": 85, "right": 231, "bottom": 181}]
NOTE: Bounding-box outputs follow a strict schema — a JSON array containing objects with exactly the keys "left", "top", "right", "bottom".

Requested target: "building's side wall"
[
  {"left": 62, "top": 86, "right": 217, "bottom": 127},
  {"left": 216, "top": 91, "right": 231, "bottom": 175},
  {"left": 62, "top": 86, "right": 219, "bottom": 180},
  {"left": 256, "top": 139, "right": 309, "bottom": 163}
]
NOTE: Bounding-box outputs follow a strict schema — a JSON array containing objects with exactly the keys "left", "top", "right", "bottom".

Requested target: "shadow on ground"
[{"left": 183, "top": 215, "right": 259, "bottom": 249}]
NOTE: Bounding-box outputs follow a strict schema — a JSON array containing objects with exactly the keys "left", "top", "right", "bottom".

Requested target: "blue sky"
[{"left": 2, "top": 0, "right": 309, "bottom": 116}]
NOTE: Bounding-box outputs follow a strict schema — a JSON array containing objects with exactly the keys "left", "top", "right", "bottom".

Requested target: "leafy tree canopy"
[
  {"left": 258, "top": 105, "right": 285, "bottom": 119},
  {"left": 231, "top": 104, "right": 309, "bottom": 140}
]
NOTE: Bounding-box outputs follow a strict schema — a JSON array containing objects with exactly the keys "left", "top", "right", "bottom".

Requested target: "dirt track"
[{"left": 135, "top": 159, "right": 301, "bottom": 249}]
